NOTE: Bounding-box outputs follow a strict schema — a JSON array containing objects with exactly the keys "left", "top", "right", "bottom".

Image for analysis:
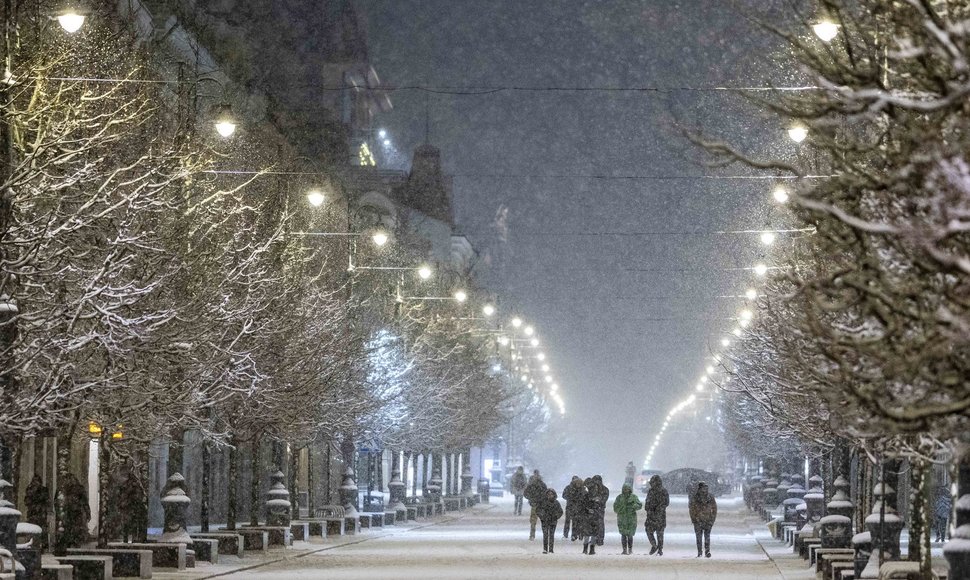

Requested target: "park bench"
[
  {"left": 817, "top": 549, "right": 855, "bottom": 575},
  {"left": 315, "top": 505, "right": 355, "bottom": 536},
  {"left": 218, "top": 527, "right": 269, "bottom": 551},
  {"left": 41, "top": 563, "right": 73, "bottom": 580},
  {"left": 829, "top": 560, "right": 855, "bottom": 580},
  {"left": 54, "top": 555, "right": 113, "bottom": 580},
  {"left": 190, "top": 532, "right": 244, "bottom": 557},
  {"left": 67, "top": 548, "right": 152, "bottom": 579},
  {"left": 241, "top": 524, "right": 291, "bottom": 547},
  {"left": 290, "top": 521, "right": 310, "bottom": 541},
  {"left": 107, "top": 542, "right": 187, "bottom": 571}
]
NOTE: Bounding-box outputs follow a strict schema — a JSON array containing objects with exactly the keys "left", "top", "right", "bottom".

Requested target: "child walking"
[
  {"left": 537, "top": 488, "right": 564, "bottom": 554},
  {"left": 612, "top": 484, "right": 643, "bottom": 555}
]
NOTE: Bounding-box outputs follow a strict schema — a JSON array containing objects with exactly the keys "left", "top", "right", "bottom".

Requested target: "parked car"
[
  {"left": 661, "top": 468, "right": 730, "bottom": 497},
  {"left": 635, "top": 469, "right": 664, "bottom": 493}
]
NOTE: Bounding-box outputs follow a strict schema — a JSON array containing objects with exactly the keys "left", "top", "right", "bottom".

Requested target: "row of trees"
[
  {"left": 0, "top": 0, "right": 514, "bottom": 534},
  {"left": 701, "top": 1, "right": 969, "bottom": 575}
]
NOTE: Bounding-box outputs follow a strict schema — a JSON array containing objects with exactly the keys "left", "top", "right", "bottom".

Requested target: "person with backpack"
[{"left": 524, "top": 470, "right": 547, "bottom": 540}]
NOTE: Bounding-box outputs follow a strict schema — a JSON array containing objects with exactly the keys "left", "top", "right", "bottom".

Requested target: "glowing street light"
[
  {"left": 706, "top": 366, "right": 714, "bottom": 374},
  {"left": 754, "top": 263, "right": 769, "bottom": 276},
  {"left": 788, "top": 124, "right": 809, "bottom": 143},
  {"left": 307, "top": 190, "right": 326, "bottom": 207},
  {"left": 524, "top": 326, "right": 535, "bottom": 336},
  {"left": 498, "top": 336, "right": 510, "bottom": 346},
  {"left": 371, "top": 230, "right": 390, "bottom": 247},
  {"left": 773, "top": 186, "right": 790, "bottom": 204},
  {"left": 541, "top": 364, "right": 550, "bottom": 372},
  {"left": 813, "top": 19, "right": 840, "bottom": 42},
  {"left": 745, "top": 288, "right": 758, "bottom": 301},
  {"left": 760, "top": 231, "right": 777, "bottom": 246},
  {"left": 545, "top": 375, "right": 553, "bottom": 383},
  {"left": 732, "top": 327, "right": 743, "bottom": 337},
  {"left": 418, "top": 265, "right": 433, "bottom": 280},
  {"left": 453, "top": 290, "right": 468, "bottom": 303},
  {"left": 378, "top": 129, "right": 387, "bottom": 139},
  {"left": 511, "top": 317, "right": 523, "bottom": 328},
  {"left": 537, "top": 353, "right": 546, "bottom": 361},
  {"left": 213, "top": 104, "right": 237, "bottom": 138},
  {"left": 721, "top": 338, "right": 731, "bottom": 347},
  {"left": 57, "top": 8, "right": 87, "bottom": 33},
  {"left": 739, "top": 309, "right": 753, "bottom": 321},
  {"left": 482, "top": 304, "right": 496, "bottom": 317},
  {"left": 530, "top": 337, "right": 539, "bottom": 347}
]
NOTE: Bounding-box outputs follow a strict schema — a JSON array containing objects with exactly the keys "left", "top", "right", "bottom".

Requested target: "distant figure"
[
  {"left": 644, "top": 475, "right": 670, "bottom": 556},
  {"left": 934, "top": 486, "right": 952, "bottom": 543},
  {"left": 509, "top": 466, "right": 527, "bottom": 516},
  {"left": 524, "top": 470, "right": 547, "bottom": 541},
  {"left": 55, "top": 473, "right": 90, "bottom": 555},
  {"left": 624, "top": 461, "right": 636, "bottom": 487},
  {"left": 561, "top": 476, "right": 583, "bottom": 540},
  {"left": 580, "top": 477, "right": 597, "bottom": 555},
  {"left": 537, "top": 489, "right": 563, "bottom": 554},
  {"left": 612, "top": 484, "right": 642, "bottom": 555},
  {"left": 25, "top": 475, "right": 50, "bottom": 550},
  {"left": 587, "top": 475, "right": 610, "bottom": 546},
  {"left": 689, "top": 481, "right": 718, "bottom": 558}
]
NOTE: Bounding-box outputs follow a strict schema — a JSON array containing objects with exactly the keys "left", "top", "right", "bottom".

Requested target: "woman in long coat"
[
  {"left": 612, "top": 484, "right": 642, "bottom": 554},
  {"left": 644, "top": 475, "right": 670, "bottom": 555}
]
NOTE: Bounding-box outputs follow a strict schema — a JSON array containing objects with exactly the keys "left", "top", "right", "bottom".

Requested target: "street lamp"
[
  {"left": 511, "top": 317, "right": 523, "bottom": 328},
  {"left": 307, "top": 190, "right": 326, "bottom": 207},
  {"left": 745, "top": 288, "right": 758, "bottom": 301},
  {"left": 530, "top": 337, "right": 539, "bottom": 347},
  {"left": 524, "top": 326, "right": 535, "bottom": 336},
  {"left": 721, "top": 338, "right": 730, "bottom": 347},
  {"left": 57, "top": 9, "right": 86, "bottom": 32},
  {"left": 418, "top": 265, "right": 433, "bottom": 280},
  {"left": 482, "top": 304, "right": 495, "bottom": 317},
  {"left": 453, "top": 290, "right": 468, "bottom": 303},
  {"left": 760, "top": 231, "right": 777, "bottom": 246},
  {"left": 754, "top": 263, "right": 769, "bottom": 276},
  {"left": 371, "top": 230, "right": 390, "bottom": 247},
  {"left": 498, "top": 336, "right": 510, "bottom": 346}
]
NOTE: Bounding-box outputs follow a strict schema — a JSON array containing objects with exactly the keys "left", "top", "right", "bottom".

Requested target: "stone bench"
[
  {"left": 107, "top": 542, "right": 187, "bottom": 571},
  {"left": 303, "top": 519, "right": 343, "bottom": 537},
  {"left": 291, "top": 522, "right": 310, "bottom": 541},
  {"left": 830, "top": 561, "right": 855, "bottom": 580},
  {"left": 359, "top": 513, "right": 383, "bottom": 529},
  {"left": 189, "top": 538, "right": 219, "bottom": 564},
  {"left": 191, "top": 533, "right": 244, "bottom": 557},
  {"left": 382, "top": 511, "right": 396, "bottom": 526},
  {"left": 801, "top": 537, "right": 822, "bottom": 559},
  {"left": 818, "top": 550, "right": 856, "bottom": 575},
  {"left": 67, "top": 548, "right": 152, "bottom": 579},
  {"left": 54, "top": 555, "right": 113, "bottom": 580},
  {"left": 241, "top": 525, "right": 291, "bottom": 547},
  {"left": 219, "top": 528, "right": 268, "bottom": 552},
  {"left": 813, "top": 547, "right": 853, "bottom": 569},
  {"left": 41, "top": 564, "right": 73, "bottom": 580},
  {"left": 443, "top": 497, "right": 463, "bottom": 512}
]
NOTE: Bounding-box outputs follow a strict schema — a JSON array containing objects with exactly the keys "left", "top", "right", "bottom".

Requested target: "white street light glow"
[
  {"left": 740, "top": 309, "right": 753, "bottom": 320},
  {"left": 530, "top": 337, "right": 539, "bottom": 347},
  {"left": 453, "top": 290, "right": 468, "bottom": 303},
  {"left": 511, "top": 317, "right": 523, "bottom": 328},
  {"left": 788, "top": 124, "right": 809, "bottom": 143},
  {"left": 498, "top": 336, "right": 509, "bottom": 346},
  {"left": 537, "top": 353, "right": 546, "bottom": 361},
  {"left": 773, "top": 186, "right": 790, "bottom": 204},
  {"left": 524, "top": 325, "right": 535, "bottom": 336},
  {"left": 372, "top": 231, "right": 390, "bottom": 247},
  {"left": 541, "top": 364, "right": 550, "bottom": 372},
  {"left": 745, "top": 288, "right": 758, "bottom": 301},
  {"left": 307, "top": 190, "right": 325, "bottom": 207},
  {"left": 482, "top": 304, "right": 496, "bottom": 316},
  {"left": 754, "top": 263, "right": 769, "bottom": 276},
  {"left": 418, "top": 265, "right": 433, "bottom": 280},
  {"left": 813, "top": 20, "right": 840, "bottom": 42},
  {"left": 760, "top": 231, "right": 777, "bottom": 245},
  {"left": 57, "top": 11, "right": 86, "bottom": 33}
]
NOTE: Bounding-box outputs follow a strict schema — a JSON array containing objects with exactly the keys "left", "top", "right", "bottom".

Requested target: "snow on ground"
[{"left": 221, "top": 494, "right": 817, "bottom": 579}]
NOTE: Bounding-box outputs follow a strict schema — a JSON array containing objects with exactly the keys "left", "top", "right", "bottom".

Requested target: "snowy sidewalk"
[{"left": 195, "top": 495, "right": 823, "bottom": 579}]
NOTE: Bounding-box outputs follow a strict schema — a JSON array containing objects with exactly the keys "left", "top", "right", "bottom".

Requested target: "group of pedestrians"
[{"left": 510, "top": 466, "right": 719, "bottom": 558}]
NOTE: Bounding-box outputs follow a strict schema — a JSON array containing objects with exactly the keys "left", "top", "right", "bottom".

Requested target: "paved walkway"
[{"left": 156, "top": 494, "right": 824, "bottom": 579}]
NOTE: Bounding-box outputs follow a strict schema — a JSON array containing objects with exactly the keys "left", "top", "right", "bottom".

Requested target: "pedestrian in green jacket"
[{"left": 612, "top": 484, "right": 643, "bottom": 554}]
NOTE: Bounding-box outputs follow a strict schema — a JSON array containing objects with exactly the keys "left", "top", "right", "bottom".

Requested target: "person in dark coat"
[
  {"left": 536, "top": 488, "right": 564, "bottom": 554},
  {"left": 934, "top": 486, "right": 952, "bottom": 542},
  {"left": 524, "top": 470, "right": 547, "bottom": 541},
  {"left": 644, "top": 474, "right": 670, "bottom": 555},
  {"left": 561, "top": 476, "right": 583, "bottom": 540},
  {"left": 55, "top": 473, "right": 90, "bottom": 555},
  {"left": 588, "top": 474, "right": 610, "bottom": 546},
  {"left": 509, "top": 466, "right": 527, "bottom": 516},
  {"left": 25, "top": 475, "right": 51, "bottom": 550},
  {"left": 579, "top": 478, "right": 598, "bottom": 555},
  {"left": 689, "top": 481, "right": 717, "bottom": 557}
]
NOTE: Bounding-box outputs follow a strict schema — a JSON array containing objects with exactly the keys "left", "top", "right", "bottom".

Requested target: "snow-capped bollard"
[
  {"left": 387, "top": 454, "right": 407, "bottom": 515},
  {"left": 461, "top": 463, "right": 475, "bottom": 503},
  {"left": 0, "top": 479, "right": 21, "bottom": 563},
  {"left": 864, "top": 481, "right": 903, "bottom": 561},
  {"left": 265, "top": 471, "right": 292, "bottom": 527},
  {"left": 428, "top": 461, "right": 443, "bottom": 509},
  {"left": 761, "top": 478, "right": 779, "bottom": 520},
  {"left": 944, "top": 494, "right": 970, "bottom": 579},
  {"left": 803, "top": 476, "right": 825, "bottom": 525},
  {"left": 339, "top": 468, "right": 359, "bottom": 518},
  {"left": 160, "top": 473, "right": 193, "bottom": 544}
]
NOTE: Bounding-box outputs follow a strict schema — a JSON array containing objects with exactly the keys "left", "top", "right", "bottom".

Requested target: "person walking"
[
  {"left": 537, "top": 488, "right": 564, "bottom": 554},
  {"left": 689, "top": 481, "right": 718, "bottom": 558},
  {"left": 524, "top": 470, "right": 547, "bottom": 541},
  {"left": 579, "top": 478, "right": 597, "bottom": 555},
  {"left": 612, "top": 484, "right": 642, "bottom": 555},
  {"left": 562, "top": 475, "right": 583, "bottom": 540},
  {"left": 934, "top": 485, "right": 952, "bottom": 543},
  {"left": 510, "top": 466, "right": 527, "bottom": 516},
  {"left": 644, "top": 474, "right": 670, "bottom": 555},
  {"left": 588, "top": 474, "right": 610, "bottom": 546}
]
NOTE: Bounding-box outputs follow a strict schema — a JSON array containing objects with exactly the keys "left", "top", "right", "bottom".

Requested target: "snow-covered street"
[{"left": 220, "top": 495, "right": 813, "bottom": 579}]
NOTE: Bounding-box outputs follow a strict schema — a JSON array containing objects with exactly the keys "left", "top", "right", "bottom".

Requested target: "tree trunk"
[
  {"left": 168, "top": 428, "right": 183, "bottom": 478},
  {"left": 226, "top": 438, "right": 238, "bottom": 531},
  {"left": 200, "top": 441, "right": 210, "bottom": 532},
  {"left": 96, "top": 439, "right": 111, "bottom": 548},
  {"left": 289, "top": 446, "right": 300, "bottom": 519},
  {"left": 307, "top": 444, "right": 315, "bottom": 517},
  {"left": 250, "top": 439, "right": 262, "bottom": 526},
  {"left": 53, "top": 431, "right": 74, "bottom": 556},
  {"left": 908, "top": 457, "right": 932, "bottom": 580}
]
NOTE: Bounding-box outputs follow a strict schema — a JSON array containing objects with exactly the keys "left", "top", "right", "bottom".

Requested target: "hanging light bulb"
[
  {"left": 813, "top": 19, "right": 840, "bottom": 42},
  {"left": 306, "top": 190, "right": 325, "bottom": 207},
  {"left": 760, "top": 231, "right": 777, "bottom": 246},
  {"left": 772, "top": 186, "right": 790, "bottom": 204},
  {"left": 213, "top": 103, "right": 237, "bottom": 138},
  {"left": 787, "top": 124, "right": 809, "bottom": 143}
]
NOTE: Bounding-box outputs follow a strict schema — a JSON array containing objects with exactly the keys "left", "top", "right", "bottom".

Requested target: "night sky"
[{"left": 359, "top": 0, "right": 802, "bottom": 483}]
